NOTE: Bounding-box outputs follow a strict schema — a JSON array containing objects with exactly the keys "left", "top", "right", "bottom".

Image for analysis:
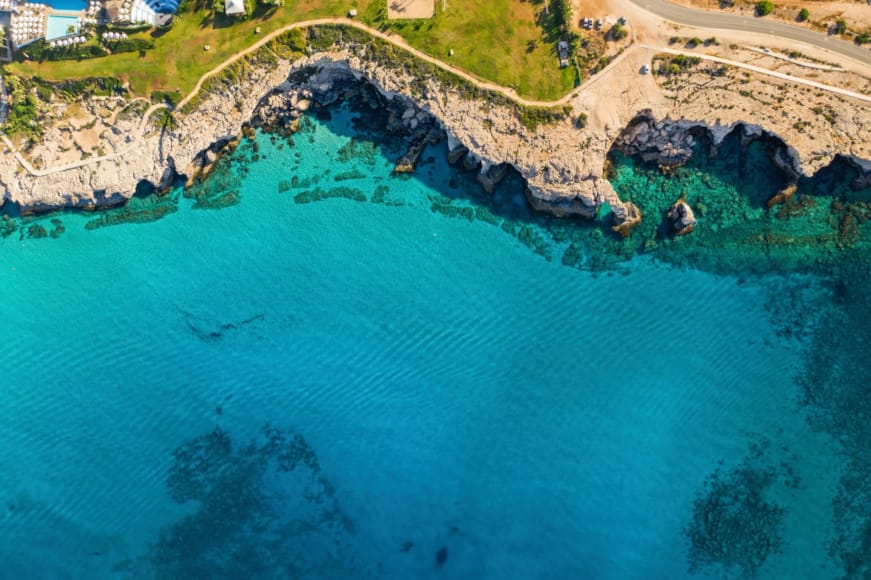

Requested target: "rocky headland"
[{"left": 0, "top": 32, "right": 869, "bottom": 232}]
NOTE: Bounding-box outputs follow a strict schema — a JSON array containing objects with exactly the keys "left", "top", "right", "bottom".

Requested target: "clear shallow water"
[
  {"left": 46, "top": 15, "right": 80, "bottom": 40},
  {"left": 0, "top": 107, "right": 855, "bottom": 578}
]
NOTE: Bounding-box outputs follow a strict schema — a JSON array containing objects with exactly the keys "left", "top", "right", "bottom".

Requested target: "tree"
[
  {"left": 756, "top": 0, "right": 774, "bottom": 16},
  {"left": 797, "top": 7, "right": 809, "bottom": 21},
  {"left": 610, "top": 23, "right": 627, "bottom": 41},
  {"left": 833, "top": 18, "right": 847, "bottom": 34},
  {"left": 552, "top": 0, "right": 573, "bottom": 31}
]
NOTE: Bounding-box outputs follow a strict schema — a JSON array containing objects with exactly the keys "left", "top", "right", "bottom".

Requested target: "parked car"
[{"left": 557, "top": 40, "right": 570, "bottom": 68}]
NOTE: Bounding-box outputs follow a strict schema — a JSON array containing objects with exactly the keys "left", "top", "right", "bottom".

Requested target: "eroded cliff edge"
[{"left": 0, "top": 39, "right": 868, "bottom": 225}]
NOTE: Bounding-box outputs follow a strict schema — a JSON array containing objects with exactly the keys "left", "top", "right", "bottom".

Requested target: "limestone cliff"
[{"left": 0, "top": 41, "right": 868, "bottom": 226}]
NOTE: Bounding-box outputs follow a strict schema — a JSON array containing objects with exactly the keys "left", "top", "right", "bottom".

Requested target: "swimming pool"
[
  {"left": 45, "top": 14, "right": 78, "bottom": 40},
  {"left": 46, "top": 0, "right": 84, "bottom": 10}
]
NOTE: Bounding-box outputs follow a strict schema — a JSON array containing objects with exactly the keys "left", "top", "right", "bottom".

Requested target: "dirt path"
[
  {"left": 176, "top": 17, "right": 591, "bottom": 111},
  {"left": 649, "top": 44, "right": 871, "bottom": 103},
  {"left": 6, "top": 16, "right": 869, "bottom": 177}
]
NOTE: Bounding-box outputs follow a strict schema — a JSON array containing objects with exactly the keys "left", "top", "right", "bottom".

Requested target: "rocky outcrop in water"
[
  {"left": 666, "top": 198, "right": 696, "bottom": 236},
  {"left": 615, "top": 117, "right": 697, "bottom": 169},
  {"left": 613, "top": 114, "right": 807, "bottom": 186}
]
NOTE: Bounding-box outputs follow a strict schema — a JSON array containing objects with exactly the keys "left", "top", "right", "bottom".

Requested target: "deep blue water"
[{"left": 0, "top": 106, "right": 860, "bottom": 578}]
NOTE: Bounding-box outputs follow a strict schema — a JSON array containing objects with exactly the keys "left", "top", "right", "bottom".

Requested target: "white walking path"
[{"left": 649, "top": 45, "right": 871, "bottom": 104}]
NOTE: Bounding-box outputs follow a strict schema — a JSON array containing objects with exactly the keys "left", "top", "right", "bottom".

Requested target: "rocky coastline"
[{"left": 0, "top": 43, "right": 869, "bottom": 231}]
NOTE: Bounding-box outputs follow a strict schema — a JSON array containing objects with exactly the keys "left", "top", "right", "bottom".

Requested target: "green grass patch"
[{"left": 7, "top": 0, "right": 576, "bottom": 102}]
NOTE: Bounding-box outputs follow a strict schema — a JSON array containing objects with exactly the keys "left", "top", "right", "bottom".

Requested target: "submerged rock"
[
  {"left": 685, "top": 451, "right": 786, "bottom": 578},
  {"left": 767, "top": 184, "right": 797, "bottom": 208},
  {"left": 435, "top": 547, "right": 448, "bottom": 567}
]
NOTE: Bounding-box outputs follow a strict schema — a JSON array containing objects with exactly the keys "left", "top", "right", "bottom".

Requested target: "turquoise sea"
[{"left": 1, "top": 102, "right": 870, "bottom": 579}]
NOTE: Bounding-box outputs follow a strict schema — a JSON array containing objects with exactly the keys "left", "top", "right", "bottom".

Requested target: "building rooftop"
[{"left": 224, "top": 0, "right": 243, "bottom": 15}]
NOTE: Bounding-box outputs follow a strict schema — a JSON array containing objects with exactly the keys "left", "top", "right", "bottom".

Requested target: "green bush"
[
  {"left": 108, "top": 37, "right": 155, "bottom": 54},
  {"left": 49, "top": 77, "right": 123, "bottom": 99},
  {"left": 105, "top": 23, "right": 152, "bottom": 33},
  {"left": 610, "top": 23, "right": 627, "bottom": 41},
  {"left": 856, "top": 32, "right": 871, "bottom": 45},
  {"left": 18, "top": 39, "right": 107, "bottom": 62},
  {"left": 517, "top": 104, "right": 570, "bottom": 131},
  {"left": 833, "top": 18, "right": 847, "bottom": 34},
  {"left": 797, "top": 7, "right": 809, "bottom": 21},
  {"left": 36, "top": 83, "right": 53, "bottom": 102},
  {"left": 756, "top": 0, "right": 774, "bottom": 16},
  {"left": 552, "top": 0, "right": 573, "bottom": 31},
  {"left": 658, "top": 54, "right": 701, "bottom": 75},
  {"left": 151, "top": 90, "right": 182, "bottom": 106},
  {"left": 688, "top": 37, "right": 702, "bottom": 47},
  {"left": 3, "top": 75, "right": 41, "bottom": 137}
]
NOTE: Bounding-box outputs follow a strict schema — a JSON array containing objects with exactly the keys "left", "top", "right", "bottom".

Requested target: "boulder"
[
  {"left": 666, "top": 198, "right": 697, "bottom": 235},
  {"left": 612, "top": 201, "right": 642, "bottom": 237}
]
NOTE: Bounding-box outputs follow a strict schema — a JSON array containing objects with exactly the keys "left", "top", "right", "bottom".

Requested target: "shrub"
[
  {"left": 151, "top": 90, "right": 182, "bottom": 106},
  {"left": 517, "top": 104, "right": 570, "bottom": 131},
  {"left": 658, "top": 54, "right": 701, "bottom": 75},
  {"left": 756, "top": 0, "right": 774, "bottom": 16},
  {"left": 688, "top": 37, "right": 702, "bottom": 47},
  {"left": 552, "top": 0, "right": 573, "bottom": 31},
  {"left": 833, "top": 19, "right": 847, "bottom": 34},
  {"left": 108, "top": 37, "right": 155, "bottom": 54},
  {"left": 3, "top": 76, "right": 41, "bottom": 137},
  {"left": 856, "top": 32, "right": 871, "bottom": 45},
  {"left": 36, "top": 83, "right": 53, "bottom": 102},
  {"left": 797, "top": 7, "right": 809, "bottom": 21},
  {"left": 18, "top": 39, "right": 107, "bottom": 62},
  {"left": 610, "top": 23, "right": 627, "bottom": 41}
]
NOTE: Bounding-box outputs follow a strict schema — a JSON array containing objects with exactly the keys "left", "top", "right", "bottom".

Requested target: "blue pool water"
[
  {"left": 46, "top": 0, "right": 84, "bottom": 11},
  {"left": 0, "top": 105, "right": 862, "bottom": 578},
  {"left": 45, "top": 15, "right": 79, "bottom": 40}
]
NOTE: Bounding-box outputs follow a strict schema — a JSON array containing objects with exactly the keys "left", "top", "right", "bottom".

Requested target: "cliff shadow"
[{"left": 282, "top": 93, "right": 631, "bottom": 270}]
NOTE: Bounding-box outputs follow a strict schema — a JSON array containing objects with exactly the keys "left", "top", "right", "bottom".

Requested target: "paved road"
[{"left": 628, "top": 0, "right": 871, "bottom": 66}]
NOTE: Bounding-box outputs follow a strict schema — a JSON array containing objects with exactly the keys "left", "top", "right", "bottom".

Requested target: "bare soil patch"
[{"left": 388, "top": 0, "right": 434, "bottom": 19}]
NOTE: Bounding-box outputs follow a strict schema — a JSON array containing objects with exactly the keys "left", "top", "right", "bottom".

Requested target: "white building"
[{"left": 224, "top": 0, "right": 243, "bottom": 16}]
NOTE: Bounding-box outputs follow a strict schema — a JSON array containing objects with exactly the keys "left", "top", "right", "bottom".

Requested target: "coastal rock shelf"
[{"left": 0, "top": 40, "right": 869, "bottom": 231}]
